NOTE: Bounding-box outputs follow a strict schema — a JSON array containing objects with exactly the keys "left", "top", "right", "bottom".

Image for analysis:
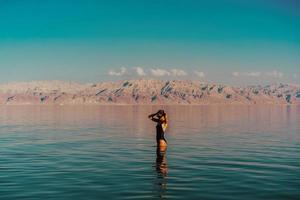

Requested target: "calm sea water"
[{"left": 0, "top": 105, "right": 299, "bottom": 200}]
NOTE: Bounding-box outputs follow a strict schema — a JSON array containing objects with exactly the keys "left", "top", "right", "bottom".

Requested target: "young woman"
[{"left": 148, "top": 110, "right": 168, "bottom": 147}]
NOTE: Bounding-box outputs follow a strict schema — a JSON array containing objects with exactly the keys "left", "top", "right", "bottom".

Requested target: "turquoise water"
[{"left": 0, "top": 106, "right": 299, "bottom": 200}]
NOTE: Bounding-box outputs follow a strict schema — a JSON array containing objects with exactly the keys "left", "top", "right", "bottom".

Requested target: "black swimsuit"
[{"left": 156, "top": 124, "right": 166, "bottom": 143}]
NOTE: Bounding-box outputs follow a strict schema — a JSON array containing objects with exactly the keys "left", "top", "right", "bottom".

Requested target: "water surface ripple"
[{"left": 0, "top": 105, "right": 299, "bottom": 200}]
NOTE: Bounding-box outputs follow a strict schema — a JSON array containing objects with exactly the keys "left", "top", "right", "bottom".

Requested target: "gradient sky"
[{"left": 0, "top": 0, "right": 299, "bottom": 85}]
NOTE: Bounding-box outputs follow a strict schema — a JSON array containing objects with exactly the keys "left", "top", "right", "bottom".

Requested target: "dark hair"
[{"left": 157, "top": 110, "right": 165, "bottom": 116}]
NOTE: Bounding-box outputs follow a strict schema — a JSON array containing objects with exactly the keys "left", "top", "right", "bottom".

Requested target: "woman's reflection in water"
[
  {"left": 155, "top": 145, "right": 168, "bottom": 199},
  {"left": 156, "top": 146, "right": 168, "bottom": 175}
]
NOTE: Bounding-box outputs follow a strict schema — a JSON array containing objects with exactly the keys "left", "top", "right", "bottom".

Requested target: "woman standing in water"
[{"left": 148, "top": 110, "right": 168, "bottom": 147}]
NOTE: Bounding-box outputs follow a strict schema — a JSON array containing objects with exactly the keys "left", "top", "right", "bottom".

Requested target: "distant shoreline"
[{"left": 0, "top": 103, "right": 298, "bottom": 106}]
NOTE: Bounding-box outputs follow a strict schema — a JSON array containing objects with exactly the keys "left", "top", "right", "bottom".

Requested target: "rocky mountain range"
[{"left": 0, "top": 80, "right": 299, "bottom": 105}]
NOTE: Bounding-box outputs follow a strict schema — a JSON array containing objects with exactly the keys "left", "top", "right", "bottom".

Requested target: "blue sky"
[{"left": 0, "top": 0, "right": 299, "bottom": 85}]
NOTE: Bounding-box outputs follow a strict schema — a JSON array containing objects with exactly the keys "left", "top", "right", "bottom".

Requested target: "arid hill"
[{"left": 0, "top": 80, "right": 299, "bottom": 105}]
